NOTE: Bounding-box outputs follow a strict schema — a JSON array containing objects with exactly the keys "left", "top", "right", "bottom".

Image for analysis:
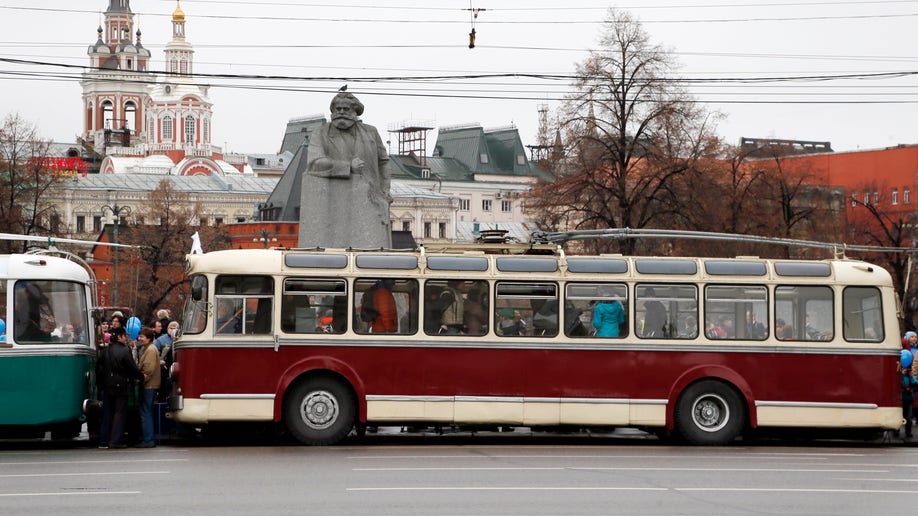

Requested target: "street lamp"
[{"left": 101, "top": 201, "right": 131, "bottom": 306}]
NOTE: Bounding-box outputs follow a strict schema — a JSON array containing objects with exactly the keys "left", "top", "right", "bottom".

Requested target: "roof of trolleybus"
[
  {"left": 185, "top": 248, "right": 894, "bottom": 287},
  {"left": 0, "top": 254, "right": 91, "bottom": 283}
]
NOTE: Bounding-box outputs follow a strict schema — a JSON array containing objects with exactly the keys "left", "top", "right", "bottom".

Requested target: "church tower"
[
  {"left": 82, "top": 0, "right": 152, "bottom": 146},
  {"left": 144, "top": 0, "right": 215, "bottom": 172}
]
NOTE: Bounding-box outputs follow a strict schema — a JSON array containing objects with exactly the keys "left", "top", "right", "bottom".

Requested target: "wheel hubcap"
[
  {"left": 692, "top": 393, "right": 729, "bottom": 433},
  {"left": 300, "top": 390, "right": 339, "bottom": 430}
]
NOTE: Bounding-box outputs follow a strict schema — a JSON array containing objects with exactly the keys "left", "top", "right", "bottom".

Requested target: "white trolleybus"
[{"left": 168, "top": 241, "right": 901, "bottom": 445}]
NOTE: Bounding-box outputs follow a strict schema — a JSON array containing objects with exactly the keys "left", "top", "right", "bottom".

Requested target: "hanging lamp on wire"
[{"left": 468, "top": 1, "right": 484, "bottom": 48}]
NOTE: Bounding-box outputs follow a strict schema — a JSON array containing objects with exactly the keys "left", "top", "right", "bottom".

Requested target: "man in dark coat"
[{"left": 96, "top": 327, "right": 143, "bottom": 448}]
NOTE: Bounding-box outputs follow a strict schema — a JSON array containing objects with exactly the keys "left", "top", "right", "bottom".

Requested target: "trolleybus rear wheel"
[
  {"left": 284, "top": 376, "right": 355, "bottom": 445},
  {"left": 674, "top": 380, "right": 745, "bottom": 445}
]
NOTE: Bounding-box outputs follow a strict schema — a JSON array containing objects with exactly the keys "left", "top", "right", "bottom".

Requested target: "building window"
[
  {"left": 482, "top": 199, "right": 492, "bottom": 211},
  {"left": 893, "top": 188, "right": 899, "bottom": 205},
  {"left": 906, "top": 188, "right": 911, "bottom": 204},
  {"left": 439, "top": 222, "right": 446, "bottom": 239},
  {"left": 162, "top": 116, "right": 173, "bottom": 141},
  {"left": 873, "top": 191, "right": 879, "bottom": 205},
  {"left": 93, "top": 216, "right": 102, "bottom": 233},
  {"left": 50, "top": 214, "right": 60, "bottom": 233},
  {"left": 126, "top": 58, "right": 132, "bottom": 69},
  {"left": 184, "top": 115, "right": 195, "bottom": 143},
  {"left": 516, "top": 154, "right": 526, "bottom": 166},
  {"left": 851, "top": 192, "right": 857, "bottom": 207},
  {"left": 864, "top": 191, "right": 869, "bottom": 205},
  {"left": 421, "top": 169, "right": 430, "bottom": 179},
  {"left": 203, "top": 119, "right": 210, "bottom": 143},
  {"left": 424, "top": 222, "right": 431, "bottom": 238},
  {"left": 501, "top": 200, "right": 512, "bottom": 213},
  {"left": 199, "top": 217, "right": 208, "bottom": 226},
  {"left": 459, "top": 199, "right": 470, "bottom": 211},
  {"left": 402, "top": 221, "right": 411, "bottom": 232},
  {"left": 480, "top": 153, "right": 489, "bottom": 164},
  {"left": 76, "top": 216, "right": 85, "bottom": 233}
]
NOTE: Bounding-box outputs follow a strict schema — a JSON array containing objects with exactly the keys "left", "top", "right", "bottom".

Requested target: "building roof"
[
  {"left": 280, "top": 115, "right": 327, "bottom": 156},
  {"left": 435, "top": 124, "right": 534, "bottom": 177},
  {"left": 62, "top": 173, "right": 278, "bottom": 194},
  {"left": 388, "top": 155, "right": 473, "bottom": 181}
]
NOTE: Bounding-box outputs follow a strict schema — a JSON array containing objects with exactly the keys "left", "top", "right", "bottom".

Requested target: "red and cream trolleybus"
[{"left": 168, "top": 244, "right": 902, "bottom": 445}]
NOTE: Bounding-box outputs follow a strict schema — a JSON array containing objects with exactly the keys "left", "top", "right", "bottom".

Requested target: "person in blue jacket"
[{"left": 593, "top": 296, "right": 625, "bottom": 337}]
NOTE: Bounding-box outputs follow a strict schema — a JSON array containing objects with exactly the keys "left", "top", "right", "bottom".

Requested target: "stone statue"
[{"left": 297, "top": 92, "right": 392, "bottom": 249}]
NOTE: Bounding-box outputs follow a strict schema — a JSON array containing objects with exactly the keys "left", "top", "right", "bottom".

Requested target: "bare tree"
[
  {"left": 118, "top": 178, "right": 231, "bottom": 317},
  {"left": 525, "top": 10, "right": 722, "bottom": 255},
  {"left": 0, "top": 113, "right": 63, "bottom": 253}
]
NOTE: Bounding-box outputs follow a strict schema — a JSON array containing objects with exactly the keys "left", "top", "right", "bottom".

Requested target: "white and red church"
[{"left": 82, "top": 0, "right": 251, "bottom": 176}]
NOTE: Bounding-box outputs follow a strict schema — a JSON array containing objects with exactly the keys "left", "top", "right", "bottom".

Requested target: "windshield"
[
  {"left": 13, "top": 280, "right": 89, "bottom": 345},
  {"left": 182, "top": 274, "right": 209, "bottom": 334}
]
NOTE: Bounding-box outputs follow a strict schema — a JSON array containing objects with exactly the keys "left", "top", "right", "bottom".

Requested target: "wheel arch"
[
  {"left": 666, "top": 365, "right": 757, "bottom": 430},
  {"left": 274, "top": 356, "right": 366, "bottom": 423}
]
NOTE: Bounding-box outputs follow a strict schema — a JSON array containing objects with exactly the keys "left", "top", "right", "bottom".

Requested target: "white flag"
[{"left": 190, "top": 232, "right": 204, "bottom": 254}]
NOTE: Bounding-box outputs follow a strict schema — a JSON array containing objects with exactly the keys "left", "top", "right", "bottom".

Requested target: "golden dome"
[{"left": 172, "top": 1, "right": 185, "bottom": 23}]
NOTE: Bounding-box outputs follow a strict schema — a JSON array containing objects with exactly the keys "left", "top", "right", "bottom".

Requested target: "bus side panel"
[
  {"left": 0, "top": 354, "right": 91, "bottom": 426},
  {"left": 175, "top": 343, "right": 899, "bottom": 430}
]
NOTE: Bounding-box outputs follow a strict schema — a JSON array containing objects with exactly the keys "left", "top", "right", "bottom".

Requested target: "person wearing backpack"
[{"left": 900, "top": 338, "right": 918, "bottom": 439}]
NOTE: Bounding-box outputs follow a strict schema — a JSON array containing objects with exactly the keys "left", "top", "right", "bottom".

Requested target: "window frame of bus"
[
  {"left": 703, "top": 284, "right": 768, "bottom": 341},
  {"left": 182, "top": 274, "right": 209, "bottom": 335},
  {"left": 422, "top": 279, "right": 490, "bottom": 336},
  {"left": 12, "top": 279, "right": 89, "bottom": 345},
  {"left": 0, "top": 279, "right": 7, "bottom": 346},
  {"left": 494, "top": 282, "right": 557, "bottom": 338},
  {"left": 281, "top": 278, "right": 347, "bottom": 334},
  {"left": 213, "top": 275, "right": 274, "bottom": 336},
  {"left": 635, "top": 283, "right": 698, "bottom": 339},
  {"left": 565, "top": 282, "right": 629, "bottom": 338},
  {"left": 842, "top": 286, "right": 884, "bottom": 343},
  {"left": 353, "top": 278, "right": 419, "bottom": 335},
  {"left": 774, "top": 285, "right": 834, "bottom": 342}
]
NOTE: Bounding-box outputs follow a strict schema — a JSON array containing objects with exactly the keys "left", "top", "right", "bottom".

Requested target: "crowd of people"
[{"left": 95, "top": 308, "right": 177, "bottom": 449}]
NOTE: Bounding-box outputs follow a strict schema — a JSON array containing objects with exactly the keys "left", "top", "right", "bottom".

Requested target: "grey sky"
[{"left": 1, "top": 0, "right": 916, "bottom": 154}]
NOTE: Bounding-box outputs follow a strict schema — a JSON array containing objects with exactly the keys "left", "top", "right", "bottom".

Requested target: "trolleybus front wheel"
[
  {"left": 674, "top": 380, "right": 745, "bottom": 445},
  {"left": 284, "top": 376, "right": 355, "bottom": 446}
]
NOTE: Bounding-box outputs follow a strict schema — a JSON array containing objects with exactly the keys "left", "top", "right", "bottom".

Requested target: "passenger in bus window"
[
  {"left": 438, "top": 280, "right": 465, "bottom": 334},
  {"left": 641, "top": 290, "right": 667, "bottom": 338},
  {"left": 592, "top": 294, "right": 624, "bottom": 338},
  {"left": 368, "top": 280, "right": 398, "bottom": 333},
  {"left": 498, "top": 308, "right": 527, "bottom": 336},
  {"left": 424, "top": 285, "right": 444, "bottom": 334},
  {"left": 463, "top": 285, "right": 487, "bottom": 336},
  {"left": 215, "top": 299, "right": 241, "bottom": 334},
  {"left": 679, "top": 315, "right": 698, "bottom": 338}
]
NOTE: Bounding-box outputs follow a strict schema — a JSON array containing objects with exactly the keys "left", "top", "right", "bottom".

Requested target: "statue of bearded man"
[{"left": 298, "top": 91, "right": 392, "bottom": 249}]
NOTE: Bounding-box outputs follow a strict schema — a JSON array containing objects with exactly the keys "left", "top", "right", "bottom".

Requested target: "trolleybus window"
[
  {"left": 214, "top": 275, "right": 273, "bottom": 335},
  {"left": 422, "top": 280, "right": 488, "bottom": 336},
  {"left": 0, "top": 281, "right": 6, "bottom": 344},
  {"left": 354, "top": 278, "right": 418, "bottom": 335},
  {"left": 774, "top": 285, "right": 834, "bottom": 341},
  {"left": 494, "top": 282, "right": 557, "bottom": 337},
  {"left": 842, "top": 286, "right": 884, "bottom": 343},
  {"left": 13, "top": 280, "right": 88, "bottom": 344},
  {"left": 565, "top": 283, "right": 628, "bottom": 338},
  {"left": 636, "top": 284, "right": 697, "bottom": 339},
  {"left": 704, "top": 285, "right": 768, "bottom": 340},
  {"left": 282, "top": 278, "right": 347, "bottom": 334},
  {"left": 183, "top": 275, "right": 209, "bottom": 334}
]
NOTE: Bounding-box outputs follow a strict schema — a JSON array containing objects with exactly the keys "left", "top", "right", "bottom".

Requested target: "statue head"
[{"left": 329, "top": 92, "right": 364, "bottom": 130}]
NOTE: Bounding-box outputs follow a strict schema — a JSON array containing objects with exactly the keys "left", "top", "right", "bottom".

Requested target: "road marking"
[
  {"left": 353, "top": 466, "right": 888, "bottom": 473},
  {"left": 0, "top": 471, "right": 169, "bottom": 478},
  {"left": 347, "top": 454, "right": 835, "bottom": 460},
  {"left": 0, "top": 459, "right": 187, "bottom": 466},
  {"left": 675, "top": 487, "right": 918, "bottom": 494},
  {"left": 347, "top": 487, "right": 668, "bottom": 492},
  {"left": 0, "top": 491, "right": 141, "bottom": 497}
]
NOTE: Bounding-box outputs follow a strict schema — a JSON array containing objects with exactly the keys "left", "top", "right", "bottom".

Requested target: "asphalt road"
[{"left": 1, "top": 429, "right": 917, "bottom": 515}]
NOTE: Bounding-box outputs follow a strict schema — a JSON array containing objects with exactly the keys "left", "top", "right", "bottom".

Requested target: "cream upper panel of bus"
[
  {"left": 187, "top": 249, "right": 893, "bottom": 289},
  {"left": 0, "top": 255, "right": 90, "bottom": 283}
]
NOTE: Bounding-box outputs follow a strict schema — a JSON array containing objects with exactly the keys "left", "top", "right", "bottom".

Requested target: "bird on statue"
[{"left": 339, "top": 85, "right": 347, "bottom": 92}]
